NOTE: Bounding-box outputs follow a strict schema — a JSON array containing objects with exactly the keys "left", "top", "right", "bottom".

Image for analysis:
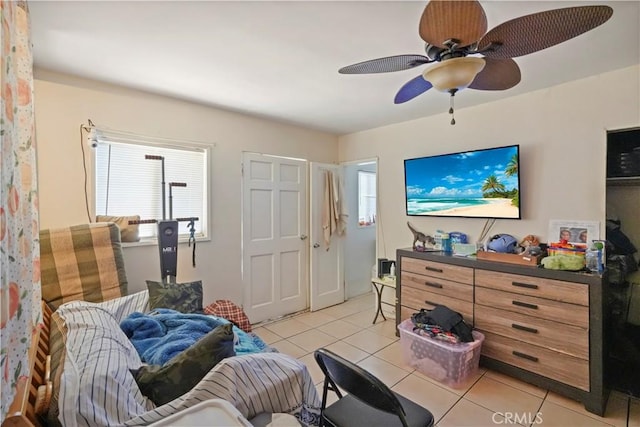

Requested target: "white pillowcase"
[
  {"left": 55, "top": 302, "right": 154, "bottom": 427},
  {"left": 94, "top": 289, "right": 150, "bottom": 322}
]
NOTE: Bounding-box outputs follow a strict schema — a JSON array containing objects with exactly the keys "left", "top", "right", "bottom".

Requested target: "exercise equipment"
[{"left": 129, "top": 155, "right": 199, "bottom": 283}]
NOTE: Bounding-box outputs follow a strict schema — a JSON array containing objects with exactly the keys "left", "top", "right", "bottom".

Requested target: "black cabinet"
[{"left": 607, "top": 127, "right": 640, "bottom": 185}]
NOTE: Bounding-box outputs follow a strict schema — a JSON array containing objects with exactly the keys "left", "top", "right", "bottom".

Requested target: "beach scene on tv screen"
[{"left": 405, "top": 145, "right": 520, "bottom": 218}]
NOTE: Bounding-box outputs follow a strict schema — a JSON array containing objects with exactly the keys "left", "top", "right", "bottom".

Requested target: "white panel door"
[
  {"left": 242, "top": 153, "right": 308, "bottom": 323},
  {"left": 310, "top": 162, "right": 344, "bottom": 311}
]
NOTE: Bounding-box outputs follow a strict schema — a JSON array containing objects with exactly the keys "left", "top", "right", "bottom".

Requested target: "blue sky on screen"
[{"left": 405, "top": 145, "right": 519, "bottom": 199}]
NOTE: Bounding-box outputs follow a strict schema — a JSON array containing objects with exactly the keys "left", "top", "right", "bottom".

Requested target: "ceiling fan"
[{"left": 339, "top": 1, "right": 613, "bottom": 124}]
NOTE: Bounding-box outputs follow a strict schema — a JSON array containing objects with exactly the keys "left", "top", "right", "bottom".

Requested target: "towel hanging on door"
[
  {"left": 322, "top": 170, "right": 348, "bottom": 250},
  {"left": 336, "top": 173, "right": 348, "bottom": 237},
  {"left": 322, "top": 170, "right": 338, "bottom": 249}
]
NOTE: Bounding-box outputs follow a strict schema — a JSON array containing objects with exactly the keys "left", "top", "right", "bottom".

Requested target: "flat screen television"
[{"left": 404, "top": 144, "right": 521, "bottom": 219}]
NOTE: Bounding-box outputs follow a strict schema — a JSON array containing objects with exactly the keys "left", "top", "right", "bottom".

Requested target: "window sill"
[{"left": 121, "top": 235, "right": 210, "bottom": 248}]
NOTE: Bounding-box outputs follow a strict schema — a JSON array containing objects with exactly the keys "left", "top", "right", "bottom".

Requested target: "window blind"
[{"left": 94, "top": 132, "right": 208, "bottom": 240}]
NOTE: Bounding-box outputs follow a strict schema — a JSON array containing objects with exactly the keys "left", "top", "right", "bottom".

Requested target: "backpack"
[{"left": 411, "top": 305, "right": 474, "bottom": 343}]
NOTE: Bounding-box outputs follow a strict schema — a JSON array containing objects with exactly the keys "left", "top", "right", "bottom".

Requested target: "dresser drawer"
[
  {"left": 480, "top": 331, "right": 589, "bottom": 391},
  {"left": 401, "top": 286, "right": 473, "bottom": 324},
  {"left": 475, "top": 270, "right": 588, "bottom": 306},
  {"left": 401, "top": 257, "right": 473, "bottom": 285},
  {"left": 475, "top": 287, "right": 588, "bottom": 327},
  {"left": 475, "top": 305, "right": 588, "bottom": 360},
  {"left": 401, "top": 271, "right": 473, "bottom": 302}
]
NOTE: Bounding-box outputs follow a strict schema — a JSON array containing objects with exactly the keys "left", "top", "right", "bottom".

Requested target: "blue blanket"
[{"left": 120, "top": 309, "right": 270, "bottom": 365}]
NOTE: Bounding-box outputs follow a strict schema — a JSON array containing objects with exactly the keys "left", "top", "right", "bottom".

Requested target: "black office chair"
[{"left": 314, "top": 348, "right": 434, "bottom": 427}]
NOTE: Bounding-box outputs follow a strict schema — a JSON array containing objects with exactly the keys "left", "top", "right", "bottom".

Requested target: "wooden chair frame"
[{"left": 3, "top": 302, "right": 52, "bottom": 427}]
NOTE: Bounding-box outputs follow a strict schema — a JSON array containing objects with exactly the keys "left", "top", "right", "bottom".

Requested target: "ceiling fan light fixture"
[{"left": 422, "top": 57, "right": 486, "bottom": 92}]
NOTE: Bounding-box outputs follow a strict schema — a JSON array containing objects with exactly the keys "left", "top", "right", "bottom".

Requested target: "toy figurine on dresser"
[{"left": 407, "top": 222, "right": 436, "bottom": 251}]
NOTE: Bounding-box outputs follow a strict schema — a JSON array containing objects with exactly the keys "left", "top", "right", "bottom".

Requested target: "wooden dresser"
[
  {"left": 396, "top": 248, "right": 609, "bottom": 416},
  {"left": 399, "top": 256, "right": 474, "bottom": 325}
]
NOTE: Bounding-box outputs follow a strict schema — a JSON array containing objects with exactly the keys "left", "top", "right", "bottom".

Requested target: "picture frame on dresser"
[{"left": 548, "top": 219, "right": 600, "bottom": 244}]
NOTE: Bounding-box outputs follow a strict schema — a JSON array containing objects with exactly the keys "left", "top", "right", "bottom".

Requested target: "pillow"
[
  {"left": 40, "top": 223, "right": 128, "bottom": 309},
  {"left": 132, "top": 323, "right": 236, "bottom": 406},
  {"left": 146, "top": 280, "right": 203, "bottom": 313},
  {"left": 96, "top": 289, "right": 150, "bottom": 323},
  {"left": 52, "top": 303, "right": 152, "bottom": 426},
  {"left": 96, "top": 215, "right": 141, "bottom": 242},
  {"left": 204, "top": 299, "right": 252, "bottom": 332}
]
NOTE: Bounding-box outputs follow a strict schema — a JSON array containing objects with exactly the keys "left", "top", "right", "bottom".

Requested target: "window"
[
  {"left": 358, "top": 170, "right": 376, "bottom": 227},
  {"left": 94, "top": 130, "right": 209, "bottom": 241}
]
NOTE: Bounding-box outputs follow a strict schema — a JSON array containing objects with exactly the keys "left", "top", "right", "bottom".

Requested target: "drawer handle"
[
  {"left": 512, "top": 350, "right": 539, "bottom": 363},
  {"left": 424, "top": 266, "right": 443, "bottom": 273},
  {"left": 424, "top": 300, "right": 438, "bottom": 307},
  {"left": 511, "top": 323, "right": 539, "bottom": 334},
  {"left": 424, "top": 281, "right": 443, "bottom": 289},
  {"left": 512, "top": 281, "right": 538, "bottom": 290},
  {"left": 512, "top": 300, "right": 538, "bottom": 310}
]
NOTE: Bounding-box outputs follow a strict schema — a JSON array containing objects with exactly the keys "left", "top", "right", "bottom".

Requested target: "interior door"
[
  {"left": 310, "top": 162, "right": 344, "bottom": 311},
  {"left": 342, "top": 160, "right": 378, "bottom": 299},
  {"left": 242, "top": 152, "right": 308, "bottom": 323}
]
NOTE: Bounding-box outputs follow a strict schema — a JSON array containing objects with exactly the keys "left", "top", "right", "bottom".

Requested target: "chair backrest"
[
  {"left": 40, "top": 222, "right": 128, "bottom": 309},
  {"left": 314, "top": 348, "right": 408, "bottom": 424}
]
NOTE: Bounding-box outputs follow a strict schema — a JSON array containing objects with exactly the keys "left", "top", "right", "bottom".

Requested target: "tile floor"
[{"left": 253, "top": 293, "right": 640, "bottom": 427}]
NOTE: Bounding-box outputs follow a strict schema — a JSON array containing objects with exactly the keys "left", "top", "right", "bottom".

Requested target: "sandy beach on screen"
[{"left": 434, "top": 198, "right": 519, "bottom": 217}]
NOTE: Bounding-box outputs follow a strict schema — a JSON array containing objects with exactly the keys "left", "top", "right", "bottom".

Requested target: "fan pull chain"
[{"left": 448, "top": 89, "right": 457, "bottom": 125}]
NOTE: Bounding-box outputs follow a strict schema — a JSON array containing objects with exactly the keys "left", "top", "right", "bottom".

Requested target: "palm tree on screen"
[
  {"left": 481, "top": 175, "right": 505, "bottom": 196},
  {"left": 505, "top": 155, "right": 518, "bottom": 177}
]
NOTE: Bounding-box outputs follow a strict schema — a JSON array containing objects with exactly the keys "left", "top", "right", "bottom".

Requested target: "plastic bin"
[{"left": 398, "top": 319, "right": 484, "bottom": 388}]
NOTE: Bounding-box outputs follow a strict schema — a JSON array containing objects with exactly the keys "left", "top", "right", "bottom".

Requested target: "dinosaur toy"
[{"left": 407, "top": 222, "right": 435, "bottom": 251}]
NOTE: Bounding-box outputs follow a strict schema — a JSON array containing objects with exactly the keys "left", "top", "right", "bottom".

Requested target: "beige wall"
[
  {"left": 34, "top": 70, "right": 339, "bottom": 305},
  {"left": 33, "top": 66, "right": 640, "bottom": 307},
  {"left": 338, "top": 66, "right": 640, "bottom": 261}
]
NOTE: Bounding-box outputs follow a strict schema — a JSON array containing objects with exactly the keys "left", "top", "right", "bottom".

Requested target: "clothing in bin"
[
  {"left": 398, "top": 306, "right": 483, "bottom": 388},
  {"left": 410, "top": 305, "right": 474, "bottom": 343}
]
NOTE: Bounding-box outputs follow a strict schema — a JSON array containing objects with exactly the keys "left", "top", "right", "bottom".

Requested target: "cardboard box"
[{"left": 476, "top": 250, "right": 542, "bottom": 266}]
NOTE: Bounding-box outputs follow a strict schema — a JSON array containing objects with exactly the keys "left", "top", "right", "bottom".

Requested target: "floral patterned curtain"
[{"left": 0, "top": 0, "right": 41, "bottom": 421}]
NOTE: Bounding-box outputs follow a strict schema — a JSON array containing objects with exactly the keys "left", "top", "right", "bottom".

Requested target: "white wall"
[
  {"left": 34, "top": 70, "right": 339, "bottom": 306},
  {"left": 338, "top": 66, "right": 640, "bottom": 260}
]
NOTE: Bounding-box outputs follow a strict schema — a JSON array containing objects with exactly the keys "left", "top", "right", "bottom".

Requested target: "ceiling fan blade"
[
  {"left": 339, "top": 55, "right": 430, "bottom": 74},
  {"left": 394, "top": 75, "right": 433, "bottom": 104},
  {"left": 468, "top": 58, "right": 521, "bottom": 91},
  {"left": 479, "top": 5, "right": 613, "bottom": 59},
  {"left": 419, "top": 0, "right": 487, "bottom": 48}
]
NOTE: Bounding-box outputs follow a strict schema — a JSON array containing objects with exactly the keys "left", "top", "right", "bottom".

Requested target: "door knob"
[
  {"left": 313, "top": 243, "right": 320, "bottom": 248},
  {"left": 300, "top": 234, "right": 308, "bottom": 240}
]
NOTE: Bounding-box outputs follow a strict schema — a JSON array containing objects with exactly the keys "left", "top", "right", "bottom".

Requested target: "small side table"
[{"left": 371, "top": 275, "right": 396, "bottom": 324}]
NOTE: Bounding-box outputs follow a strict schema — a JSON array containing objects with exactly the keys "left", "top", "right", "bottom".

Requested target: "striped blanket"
[
  {"left": 52, "top": 292, "right": 321, "bottom": 426},
  {"left": 124, "top": 353, "right": 321, "bottom": 426}
]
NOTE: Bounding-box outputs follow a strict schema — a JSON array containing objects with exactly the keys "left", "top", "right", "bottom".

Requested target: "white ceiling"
[{"left": 29, "top": 1, "right": 640, "bottom": 135}]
